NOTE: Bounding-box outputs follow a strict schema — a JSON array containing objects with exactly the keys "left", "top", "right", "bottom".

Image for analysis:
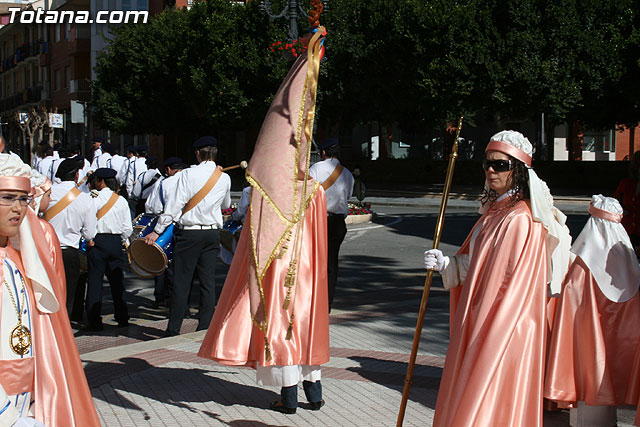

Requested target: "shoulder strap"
[
  {"left": 97, "top": 192, "right": 120, "bottom": 220},
  {"left": 159, "top": 180, "right": 166, "bottom": 209},
  {"left": 182, "top": 168, "right": 222, "bottom": 215},
  {"left": 321, "top": 164, "right": 344, "bottom": 190},
  {"left": 42, "top": 187, "right": 81, "bottom": 221}
]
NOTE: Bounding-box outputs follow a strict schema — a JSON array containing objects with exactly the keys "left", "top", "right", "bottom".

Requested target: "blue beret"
[
  {"left": 126, "top": 145, "right": 137, "bottom": 154},
  {"left": 101, "top": 142, "right": 114, "bottom": 153},
  {"left": 193, "top": 136, "right": 217, "bottom": 149},
  {"left": 92, "top": 136, "right": 104, "bottom": 143},
  {"left": 94, "top": 168, "right": 117, "bottom": 179},
  {"left": 146, "top": 156, "right": 158, "bottom": 166},
  {"left": 318, "top": 138, "right": 339, "bottom": 150},
  {"left": 163, "top": 156, "right": 183, "bottom": 168},
  {"left": 136, "top": 145, "right": 148, "bottom": 154}
]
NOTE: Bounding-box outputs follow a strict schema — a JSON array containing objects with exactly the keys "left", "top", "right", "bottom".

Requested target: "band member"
[
  {"left": 310, "top": 138, "right": 354, "bottom": 311},
  {"left": 131, "top": 156, "right": 162, "bottom": 216},
  {"left": 0, "top": 154, "right": 100, "bottom": 426},
  {"left": 145, "top": 157, "right": 186, "bottom": 308},
  {"left": 85, "top": 168, "right": 132, "bottom": 331},
  {"left": 199, "top": 26, "right": 329, "bottom": 414},
  {"left": 116, "top": 145, "right": 137, "bottom": 192},
  {"left": 545, "top": 195, "right": 640, "bottom": 426},
  {"left": 45, "top": 157, "right": 97, "bottom": 320},
  {"left": 424, "top": 130, "right": 571, "bottom": 426},
  {"left": 36, "top": 145, "right": 55, "bottom": 178},
  {"left": 89, "top": 136, "right": 103, "bottom": 164},
  {"left": 91, "top": 142, "right": 114, "bottom": 170},
  {"left": 144, "top": 136, "right": 230, "bottom": 336}
]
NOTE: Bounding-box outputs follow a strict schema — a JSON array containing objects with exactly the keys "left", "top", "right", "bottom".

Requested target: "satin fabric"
[
  {"left": 0, "top": 357, "right": 34, "bottom": 395},
  {"left": 199, "top": 189, "right": 329, "bottom": 368},
  {"left": 545, "top": 257, "right": 640, "bottom": 407},
  {"left": 0, "top": 230, "right": 99, "bottom": 425},
  {"left": 435, "top": 198, "right": 548, "bottom": 427}
]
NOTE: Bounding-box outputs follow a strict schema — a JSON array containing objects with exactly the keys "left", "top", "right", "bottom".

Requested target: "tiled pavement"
[{"left": 78, "top": 301, "right": 638, "bottom": 426}]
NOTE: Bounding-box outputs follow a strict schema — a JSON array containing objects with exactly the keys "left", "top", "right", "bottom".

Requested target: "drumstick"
[{"left": 221, "top": 161, "right": 248, "bottom": 172}]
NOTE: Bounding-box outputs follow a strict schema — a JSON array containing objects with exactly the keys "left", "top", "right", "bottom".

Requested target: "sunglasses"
[{"left": 482, "top": 159, "right": 514, "bottom": 172}]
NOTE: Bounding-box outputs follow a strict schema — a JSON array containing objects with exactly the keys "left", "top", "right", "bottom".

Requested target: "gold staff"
[{"left": 396, "top": 116, "right": 464, "bottom": 427}]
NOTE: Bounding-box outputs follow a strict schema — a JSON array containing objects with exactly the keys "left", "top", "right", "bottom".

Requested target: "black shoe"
[
  {"left": 117, "top": 321, "right": 129, "bottom": 328},
  {"left": 151, "top": 300, "right": 164, "bottom": 309},
  {"left": 308, "top": 400, "right": 325, "bottom": 411},
  {"left": 270, "top": 401, "right": 296, "bottom": 414}
]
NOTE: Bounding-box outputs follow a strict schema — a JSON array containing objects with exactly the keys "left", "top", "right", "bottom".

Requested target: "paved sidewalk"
[{"left": 79, "top": 300, "right": 638, "bottom": 426}]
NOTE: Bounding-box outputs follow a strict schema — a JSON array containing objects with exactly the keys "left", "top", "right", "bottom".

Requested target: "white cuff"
[{"left": 440, "top": 254, "right": 470, "bottom": 289}]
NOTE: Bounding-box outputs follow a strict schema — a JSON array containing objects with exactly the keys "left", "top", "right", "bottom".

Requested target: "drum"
[
  {"left": 128, "top": 214, "right": 174, "bottom": 276},
  {"left": 220, "top": 219, "right": 242, "bottom": 253}
]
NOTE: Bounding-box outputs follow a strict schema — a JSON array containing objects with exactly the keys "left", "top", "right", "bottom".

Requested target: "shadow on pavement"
[{"left": 88, "top": 357, "right": 278, "bottom": 411}]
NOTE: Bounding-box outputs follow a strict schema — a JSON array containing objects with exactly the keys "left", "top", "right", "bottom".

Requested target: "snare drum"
[{"left": 128, "top": 214, "right": 174, "bottom": 276}]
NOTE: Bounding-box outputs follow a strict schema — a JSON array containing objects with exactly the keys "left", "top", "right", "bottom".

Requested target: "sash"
[
  {"left": 42, "top": 187, "right": 81, "bottom": 221},
  {"left": 321, "top": 164, "right": 344, "bottom": 190},
  {"left": 0, "top": 357, "right": 34, "bottom": 395},
  {"left": 97, "top": 192, "right": 119, "bottom": 220},
  {"left": 182, "top": 168, "right": 222, "bottom": 215}
]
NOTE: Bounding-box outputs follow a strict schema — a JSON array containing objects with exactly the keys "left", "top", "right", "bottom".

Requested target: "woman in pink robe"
[
  {"left": 545, "top": 196, "right": 640, "bottom": 427},
  {"left": 425, "top": 130, "right": 571, "bottom": 427}
]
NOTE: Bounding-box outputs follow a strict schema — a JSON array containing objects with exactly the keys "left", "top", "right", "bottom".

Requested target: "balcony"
[
  {"left": 69, "top": 79, "right": 90, "bottom": 94},
  {"left": 0, "top": 41, "right": 45, "bottom": 75},
  {"left": 0, "top": 85, "right": 43, "bottom": 112}
]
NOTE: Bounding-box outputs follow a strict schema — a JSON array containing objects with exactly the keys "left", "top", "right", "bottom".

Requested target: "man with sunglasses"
[{"left": 424, "top": 130, "right": 571, "bottom": 427}]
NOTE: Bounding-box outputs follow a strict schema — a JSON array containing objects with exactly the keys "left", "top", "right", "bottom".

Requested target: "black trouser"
[
  {"left": 327, "top": 214, "right": 347, "bottom": 309},
  {"left": 282, "top": 381, "right": 322, "bottom": 409},
  {"left": 166, "top": 228, "right": 219, "bottom": 336},
  {"left": 61, "top": 247, "right": 80, "bottom": 317},
  {"left": 86, "top": 234, "right": 129, "bottom": 327},
  {"left": 154, "top": 261, "right": 174, "bottom": 303}
]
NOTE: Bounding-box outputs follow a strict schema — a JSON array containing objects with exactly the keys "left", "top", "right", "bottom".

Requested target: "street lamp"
[{"left": 261, "top": 0, "right": 328, "bottom": 41}]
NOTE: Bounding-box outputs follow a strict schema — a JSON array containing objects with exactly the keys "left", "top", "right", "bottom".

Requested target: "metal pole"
[{"left": 396, "top": 117, "right": 463, "bottom": 427}]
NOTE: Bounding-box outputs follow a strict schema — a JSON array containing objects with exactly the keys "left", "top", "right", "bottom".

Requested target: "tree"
[{"left": 93, "top": 0, "right": 287, "bottom": 141}]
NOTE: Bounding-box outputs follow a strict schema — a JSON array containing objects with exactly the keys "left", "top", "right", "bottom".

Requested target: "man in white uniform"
[
  {"left": 309, "top": 138, "right": 354, "bottom": 311},
  {"left": 85, "top": 168, "right": 133, "bottom": 331},
  {"left": 144, "top": 136, "right": 230, "bottom": 336}
]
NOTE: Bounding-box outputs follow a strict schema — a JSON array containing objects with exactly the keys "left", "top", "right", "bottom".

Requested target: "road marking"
[{"left": 347, "top": 216, "right": 402, "bottom": 232}]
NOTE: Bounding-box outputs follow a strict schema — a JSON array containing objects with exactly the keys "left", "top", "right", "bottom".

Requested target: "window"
[
  {"left": 65, "top": 23, "right": 71, "bottom": 41},
  {"left": 136, "top": 0, "right": 148, "bottom": 9},
  {"left": 55, "top": 24, "right": 60, "bottom": 42},
  {"left": 54, "top": 69, "right": 60, "bottom": 91},
  {"left": 122, "top": 0, "right": 131, "bottom": 10},
  {"left": 64, "top": 66, "right": 70, "bottom": 88},
  {"left": 583, "top": 129, "right": 615, "bottom": 152}
]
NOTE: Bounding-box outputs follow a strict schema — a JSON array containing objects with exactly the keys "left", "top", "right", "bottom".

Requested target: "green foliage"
[
  {"left": 93, "top": 0, "right": 286, "bottom": 137},
  {"left": 93, "top": 0, "right": 640, "bottom": 141}
]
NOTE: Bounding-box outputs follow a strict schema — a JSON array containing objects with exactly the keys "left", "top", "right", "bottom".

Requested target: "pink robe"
[
  {"left": 0, "top": 209, "right": 99, "bottom": 427},
  {"left": 434, "top": 198, "right": 548, "bottom": 427},
  {"left": 198, "top": 189, "right": 329, "bottom": 367},
  {"left": 545, "top": 257, "right": 640, "bottom": 407}
]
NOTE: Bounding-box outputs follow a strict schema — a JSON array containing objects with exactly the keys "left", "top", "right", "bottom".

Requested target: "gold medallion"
[{"left": 10, "top": 323, "right": 31, "bottom": 355}]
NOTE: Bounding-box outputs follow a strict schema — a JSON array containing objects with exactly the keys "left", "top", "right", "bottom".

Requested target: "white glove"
[
  {"left": 14, "top": 418, "right": 46, "bottom": 427},
  {"left": 424, "top": 249, "right": 449, "bottom": 271}
]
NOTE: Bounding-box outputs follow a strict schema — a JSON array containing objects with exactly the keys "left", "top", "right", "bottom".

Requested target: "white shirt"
[
  {"left": 36, "top": 155, "right": 55, "bottom": 177},
  {"left": 91, "top": 147, "right": 103, "bottom": 164},
  {"left": 92, "top": 187, "right": 133, "bottom": 242},
  {"left": 47, "top": 181, "right": 97, "bottom": 248},
  {"left": 0, "top": 260, "right": 33, "bottom": 422},
  {"left": 46, "top": 157, "right": 65, "bottom": 183},
  {"left": 232, "top": 186, "right": 251, "bottom": 223},
  {"left": 91, "top": 152, "right": 112, "bottom": 170},
  {"left": 77, "top": 157, "right": 92, "bottom": 194},
  {"left": 109, "top": 154, "right": 127, "bottom": 174},
  {"left": 120, "top": 157, "right": 147, "bottom": 196},
  {"left": 309, "top": 158, "right": 354, "bottom": 216},
  {"left": 146, "top": 172, "right": 182, "bottom": 215},
  {"left": 131, "top": 168, "right": 161, "bottom": 201},
  {"left": 154, "top": 161, "right": 231, "bottom": 233},
  {"left": 31, "top": 155, "right": 42, "bottom": 170}
]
